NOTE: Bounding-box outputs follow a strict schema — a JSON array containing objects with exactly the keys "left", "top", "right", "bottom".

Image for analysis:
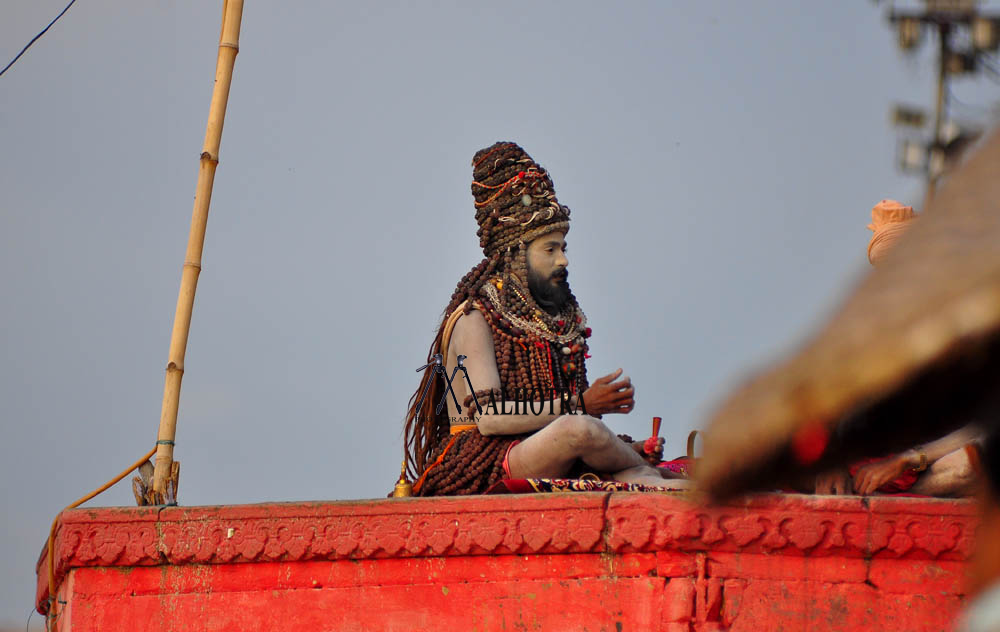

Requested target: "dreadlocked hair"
[
  {"left": 414, "top": 429, "right": 517, "bottom": 496},
  {"left": 404, "top": 141, "right": 583, "bottom": 487},
  {"left": 403, "top": 254, "right": 504, "bottom": 480},
  {"left": 413, "top": 386, "right": 524, "bottom": 496},
  {"left": 403, "top": 331, "right": 446, "bottom": 480},
  {"left": 404, "top": 241, "right": 590, "bottom": 480},
  {"left": 470, "top": 142, "right": 569, "bottom": 259}
]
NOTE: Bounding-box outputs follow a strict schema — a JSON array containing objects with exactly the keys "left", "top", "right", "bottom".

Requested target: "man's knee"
[
  {"left": 916, "top": 449, "right": 980, "bottom": 497},
  {"left": 551, "top": 414, "right": 612, "bottom": 450},
  {"left": 931, "top": 449, "right": 976, "bottom": 484}
]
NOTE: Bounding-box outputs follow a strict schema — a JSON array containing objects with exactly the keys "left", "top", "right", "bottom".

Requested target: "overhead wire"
[{"left": 0, "top": 0, "right": 78, "bottom": 78}]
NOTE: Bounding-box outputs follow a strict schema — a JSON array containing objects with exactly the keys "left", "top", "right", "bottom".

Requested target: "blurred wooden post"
[{"left": 149, "top": 0, "right": 244, "bottom": 504}]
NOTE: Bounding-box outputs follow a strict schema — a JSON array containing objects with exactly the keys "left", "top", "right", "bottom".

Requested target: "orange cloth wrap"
[
  {"left": 411, "top": 426, "right": 480, "bottom": 493},
  {"left": 867, "top": 199, "right": 916, "bottom": 266}
]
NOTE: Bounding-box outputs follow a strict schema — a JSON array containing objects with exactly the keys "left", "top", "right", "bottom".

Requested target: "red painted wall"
[{"left": 36, "top": 493, "right": 976, "bottom": 631}]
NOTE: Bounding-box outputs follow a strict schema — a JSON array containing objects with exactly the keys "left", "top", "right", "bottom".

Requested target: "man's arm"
[
  {"left": 449, "top": 311, "right": 637, "bottom": 436},
  {"left": 449, "top": 311, "right": 560, "bottom": 436},
  {"left": 919, "top": 425, "right": 983, "bottom": 462},
  {"left": 853, "top": 424, "right": 983, "bottom": 495}
]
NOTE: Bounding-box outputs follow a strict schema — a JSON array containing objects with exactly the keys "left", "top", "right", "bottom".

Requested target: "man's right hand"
[
  {"left": 581, "top": 369, "right": 635, "bottom": 416},
  {"left": 852, "top": 454, "right": 914, "bottom": 495}
]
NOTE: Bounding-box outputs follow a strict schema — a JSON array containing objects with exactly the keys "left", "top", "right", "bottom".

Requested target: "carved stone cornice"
[
  {"left": 35, "top": 493, "right": 977, "bottom": 614},
  {"left": 605, "top": 494, "right": 976, "bottom": 559}
]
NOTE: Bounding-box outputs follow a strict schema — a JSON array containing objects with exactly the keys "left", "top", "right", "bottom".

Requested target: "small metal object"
[{"left": 392, "top": 459, "right": 413, "bottom": 498}]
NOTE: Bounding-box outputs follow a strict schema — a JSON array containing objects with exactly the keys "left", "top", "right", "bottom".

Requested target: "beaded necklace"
[{"left": 476, "top": 275, "right": 591, "bottom": 399}]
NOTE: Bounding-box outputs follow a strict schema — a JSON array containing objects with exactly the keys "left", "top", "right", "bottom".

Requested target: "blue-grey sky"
[{"left": 2, "top": 1, "right": 998, "bottom": 626}]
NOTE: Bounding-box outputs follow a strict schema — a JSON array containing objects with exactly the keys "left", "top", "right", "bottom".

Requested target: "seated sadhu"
[
  {"left": 814, "top": 200, "right": 982, "bottom": 497},
  {"left": 403, "top": 142, "right": 682, "bottom": 495}
]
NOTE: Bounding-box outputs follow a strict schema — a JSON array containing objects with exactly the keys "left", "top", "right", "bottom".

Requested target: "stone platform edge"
[{"left": 35, "top": 492, "right": 977, "bottom": 615}]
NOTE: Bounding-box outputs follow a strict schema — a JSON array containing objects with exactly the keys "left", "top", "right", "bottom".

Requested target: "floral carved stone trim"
[
  {"left": 36, "top": 493, "right": 977, "bottom": 614},
  {"left": 605, "top": 494, "right": 976, "bottom": 559}
]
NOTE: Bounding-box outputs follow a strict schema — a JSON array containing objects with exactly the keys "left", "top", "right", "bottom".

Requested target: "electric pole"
[{"left": 884, "top": 0, "right": 1000, "bottom": 204}]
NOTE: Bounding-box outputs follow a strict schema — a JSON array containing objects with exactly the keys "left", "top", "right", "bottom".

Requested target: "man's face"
[{"left": 526, "top": 231, "right": 570, "bottom": 313}]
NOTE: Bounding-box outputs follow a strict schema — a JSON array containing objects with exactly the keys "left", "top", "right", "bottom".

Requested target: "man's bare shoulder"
[{"left": 452, "top": 308, "right": 492, "bottom": 340}]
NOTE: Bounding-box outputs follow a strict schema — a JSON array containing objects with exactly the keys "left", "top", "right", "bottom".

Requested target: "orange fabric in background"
[
  {"left": 856, "top": 200, "right": 923, "bottom": 494},
  {"left": 867, "top": 199, "right": 916, "bottom": 265},
  {"left": 965, "top": 442, "right": 984, "bottom": 475}
]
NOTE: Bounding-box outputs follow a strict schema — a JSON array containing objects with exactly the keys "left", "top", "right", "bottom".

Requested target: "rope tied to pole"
[{"left": 44, "top": 446, "right": 158, "bottom": 629}]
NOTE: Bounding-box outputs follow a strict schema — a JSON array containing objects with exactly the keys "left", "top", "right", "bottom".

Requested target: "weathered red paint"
[{"left": 36, "top": 493, "right": 976, "bottom": 631}]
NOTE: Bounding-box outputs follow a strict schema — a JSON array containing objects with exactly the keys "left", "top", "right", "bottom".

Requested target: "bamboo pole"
[{"left": 150, "top": 0, "right": 244, "bottom": 503}]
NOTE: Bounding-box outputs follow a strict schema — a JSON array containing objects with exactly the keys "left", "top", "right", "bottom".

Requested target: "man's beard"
[{"left": 527, "top": 265, "right": 571, "bottom": 315}]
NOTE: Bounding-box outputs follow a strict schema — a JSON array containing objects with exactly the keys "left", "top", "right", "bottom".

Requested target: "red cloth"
[
  {"left": 656, "top": 457, "right": 693, "bottom": 478},
  {"left": 848, "top": 456, "right": 919, "bottom": 493}
]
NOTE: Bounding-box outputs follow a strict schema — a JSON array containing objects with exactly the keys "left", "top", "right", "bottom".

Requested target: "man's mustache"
[{"left": 551, "top": 269, "right": 568, "bottom": 282}]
